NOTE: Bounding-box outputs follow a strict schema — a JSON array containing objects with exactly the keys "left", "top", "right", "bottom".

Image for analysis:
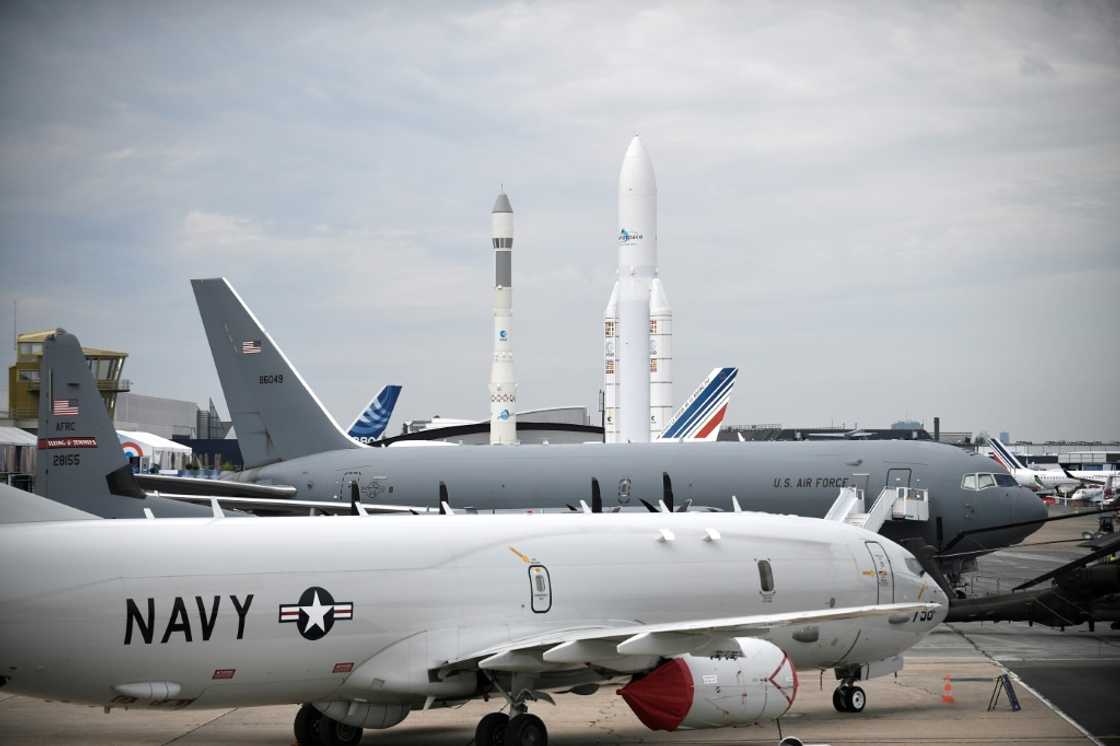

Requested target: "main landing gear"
[
  {"left": 832, "top": 683, "right": 866, "bottom": 713},
  {"left": 294, "top": 704, "right": 363, "bottom": 746},
  {"left": 475, "top": 709, "right": 548, "bottom": 746},
  {"left": 476, "top": 675, "right": 550, "bottom": 746}
]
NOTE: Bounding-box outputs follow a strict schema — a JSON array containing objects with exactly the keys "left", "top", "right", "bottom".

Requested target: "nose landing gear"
[{"left": 832, "top": 684, "right": 866, "bottom": 713}]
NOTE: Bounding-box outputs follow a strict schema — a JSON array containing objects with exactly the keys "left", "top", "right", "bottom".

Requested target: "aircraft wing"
[
  {"left": 157, "top": 493, "right": 436, "bottom": 515},
  {"left": 134, "top": 473, "right": 298, "bottom": 499},
  {"left": 445, "top": 602, "right": 940, "bottom": 672},
  {"left": 1062, "top": 468, "right": 1108, "bottom": 487}
]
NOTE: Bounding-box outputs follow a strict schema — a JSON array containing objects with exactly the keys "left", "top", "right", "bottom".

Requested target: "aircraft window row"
[{"left": 961, "top": 472, "right": 1018, "bottom": 490}]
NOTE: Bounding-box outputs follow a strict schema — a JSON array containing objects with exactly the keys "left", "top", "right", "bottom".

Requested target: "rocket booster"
[
  {"left": 489, "top": 192, "right": 517, "bottom": 445},
  {"left": 604, "top": 137, "right": 673, "bottom": 443},
  {"left": 615, "top": 136, "right": 660, "bottom": 443}
]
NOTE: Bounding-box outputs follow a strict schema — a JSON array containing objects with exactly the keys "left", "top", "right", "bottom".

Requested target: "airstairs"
[{"left": 825, "top": 485, "right": 930, "bottom": 534}]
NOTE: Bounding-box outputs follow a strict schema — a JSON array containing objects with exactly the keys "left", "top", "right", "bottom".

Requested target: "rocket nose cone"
[
  {"left": 619, "top": 136, "right": 656, "bottom": 194},
  {"left": 492, "top": 192, "right": 513, "bottom": 214}
]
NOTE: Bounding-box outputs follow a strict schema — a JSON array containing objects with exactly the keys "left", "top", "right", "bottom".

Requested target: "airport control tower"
[{"left": 488, "top": 192, "right": 517, "bottom": 445}]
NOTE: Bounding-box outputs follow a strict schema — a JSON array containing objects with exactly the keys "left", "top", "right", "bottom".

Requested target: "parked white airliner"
[
  {"left": 0, "top": 508, "right": 943, "bottom": 746},
  {"left": 989, "top": 439, "right": 1117, "bottom": 499}
]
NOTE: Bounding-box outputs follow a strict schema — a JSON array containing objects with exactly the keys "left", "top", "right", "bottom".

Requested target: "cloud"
[{"left": 1, "top": 1, "right": 1118, "bottom": 440}]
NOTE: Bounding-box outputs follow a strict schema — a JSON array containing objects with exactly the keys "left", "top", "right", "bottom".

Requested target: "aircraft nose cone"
[{"left": 1012, "top": 487, "right": 1047, "bottom": 539}]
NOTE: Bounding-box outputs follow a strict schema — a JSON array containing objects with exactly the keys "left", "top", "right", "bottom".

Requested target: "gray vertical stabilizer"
[
  {"left": 36, "top": 330, "right": 209, "bottom": 517},
  {"left": 191, "top": 278, "right": 360, "bottom": 468}
]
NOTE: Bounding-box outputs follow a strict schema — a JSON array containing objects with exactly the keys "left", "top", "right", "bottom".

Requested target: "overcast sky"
[{"left": 1, "top": 2, "right": 1118, "bottom": 442}]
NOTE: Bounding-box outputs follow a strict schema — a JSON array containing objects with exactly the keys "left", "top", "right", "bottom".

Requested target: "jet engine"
[
  {"left": 618, "top": 638, "right": 797, "bottom": 731},
  {"left": 313, "top": 700, "right": 409, "bottom": 729}
]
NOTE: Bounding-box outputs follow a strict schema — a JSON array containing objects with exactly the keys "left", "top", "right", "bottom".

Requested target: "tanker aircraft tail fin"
[
  {"left": 658, "top": 367, "right": 738, "bottom": 441},
  {"left": 347, "top": 385, "right": 402, "bottom": 443},
  {"left": 191, "top": 278, "right": 360, "bottom": 468}
]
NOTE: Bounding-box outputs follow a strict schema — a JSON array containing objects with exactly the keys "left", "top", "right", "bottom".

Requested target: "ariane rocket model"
[
  {"left": 604, "top": 136, "right": 672, "bottom": 443},
  {"left": 489, "top": 192, "right": 517, "bottom": 444}
]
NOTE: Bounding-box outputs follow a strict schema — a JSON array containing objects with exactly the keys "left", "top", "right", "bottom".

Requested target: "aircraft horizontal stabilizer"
[
  {"left": 135, "top": 473, "right": 298, "bottom": 499},
  {"left": 159, "top": 493, "right": 435, "bottom": 515},
  {"left": 448, "top": 601, "right": 940, "bottom": 672}
]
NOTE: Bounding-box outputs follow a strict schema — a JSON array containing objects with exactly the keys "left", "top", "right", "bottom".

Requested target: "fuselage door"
[
  {"left": 528, "top": 564, "right": 552, "bottom": 613},
  {"left": 886, "top": 468, "right": 912, "bottom": 488},
  {"left": 338, "top": 470, "right": 362, "bottom": 500},
  {"left": 864, "top": 541, "right": 895, "bottom": 604}
]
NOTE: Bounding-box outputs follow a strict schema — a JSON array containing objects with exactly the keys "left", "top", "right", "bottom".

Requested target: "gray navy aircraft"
[{"left": 172, "top": 278, "right": 1045, "bottom": 577}]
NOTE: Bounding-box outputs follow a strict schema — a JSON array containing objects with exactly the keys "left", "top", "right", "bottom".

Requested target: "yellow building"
[{"left": 7, "top": 330, "right": 130, "bottom": 431}]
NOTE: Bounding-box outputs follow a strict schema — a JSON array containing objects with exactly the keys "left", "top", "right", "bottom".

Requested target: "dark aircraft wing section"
[{"left": 135, "top": 473, "right": 297, "bottom": 499}]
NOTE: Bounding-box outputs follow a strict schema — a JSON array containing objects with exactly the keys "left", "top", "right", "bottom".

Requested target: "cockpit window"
[
  {"left": 961, "top": 474, "right": 977, "bottom": 491},
  {"left": 977, "top": 473, "right": 996, "bottom": 490},
  {"left": 994, "top": 473, "right": 1017, "bottom": 487},
  {"left": 904, "top": 557, "right": 925, "bottom": 576}
]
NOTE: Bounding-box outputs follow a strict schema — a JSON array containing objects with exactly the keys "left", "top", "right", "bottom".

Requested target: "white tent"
[
  {"left": 117, "top": 430, "right": 192, "bottom": 473},
  {"left": 0, "top": 426, "right": 38, "bottom": 477}
]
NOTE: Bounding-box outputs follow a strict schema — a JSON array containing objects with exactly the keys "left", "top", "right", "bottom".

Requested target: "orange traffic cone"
[{"left": 942, "top": 674, "right": 955, "bottom": 704}]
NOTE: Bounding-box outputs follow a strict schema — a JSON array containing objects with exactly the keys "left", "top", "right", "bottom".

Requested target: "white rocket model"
[
  {"left": 489, "top": 192, "right": 517, "bottom": 445},
  {"left": 604, "top": 136, "right": 672, "bottom": 443}
]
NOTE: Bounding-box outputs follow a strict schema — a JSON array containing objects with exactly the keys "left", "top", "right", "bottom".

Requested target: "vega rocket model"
[
  {"left": 489, "top": 192, "right": 517, "bottom": 445},
  {"left": 604, "top": 136, "right": 672, "bottom": 443}
]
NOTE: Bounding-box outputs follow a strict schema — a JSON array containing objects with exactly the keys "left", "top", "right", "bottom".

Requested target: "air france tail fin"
[
  {"left": 988, "top": 438, "right": 1025, "bottom": 472},
  {"left": 191, "top": 278, "right": 359, "bottom": 468},
  {"left": 347, "top": 385, "right": 402, "bottom": 444},
  {"left": 658, "top": 367, "right": 738, "bottom": 441},
  {"left": 35, "top": 330, "right": 209, "bottom": 518}
]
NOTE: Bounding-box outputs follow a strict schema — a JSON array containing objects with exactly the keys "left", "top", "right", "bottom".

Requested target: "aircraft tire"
[
  {"left": 844, "top": 685, "right": 866, "bottom": 713},
  {"left": 476, "top": 712, "right": 510, "bottom": 746},
  {"left": 505, "top": 712, "right": 548, "bottom": 746},
  {"left": 294, "top": 704, "right": 323, "bottom": 746},
  {"left": 315, "top": 715, "right": 363, "bottom": 746},
  {"left": 832, "top": 688, "right": 848, "bottom": 712}
]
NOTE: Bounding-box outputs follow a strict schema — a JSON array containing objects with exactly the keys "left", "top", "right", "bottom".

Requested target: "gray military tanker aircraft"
[
  {"left": 0, "top": 496, "right": 945, "bottom": 746},
  {"left": 173, "top": 278, "right": 1045, "bottom": 577}
]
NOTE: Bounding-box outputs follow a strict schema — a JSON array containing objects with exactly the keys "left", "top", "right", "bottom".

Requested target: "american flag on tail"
[
  {"left": 241, "top": 340, "right": 262, "bottom": 355},
  {"left": 52, "top": 399, "right": 79, "bottom": 416}
]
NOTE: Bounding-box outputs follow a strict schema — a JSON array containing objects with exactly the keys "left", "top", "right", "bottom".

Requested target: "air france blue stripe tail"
[
  {"left": 660, "top": 367, "right": 738, "bottom": 441},
  {"left": 989, "top": 438, "right": 1024, "bottom": 471}
]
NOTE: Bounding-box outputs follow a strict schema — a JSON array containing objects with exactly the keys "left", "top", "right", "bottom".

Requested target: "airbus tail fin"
[
  {"left": 658, "top": 367, "right": 738, "bottom": 441},
  {"left": 191, "top": 278, "right": 359, "bottom": 468},
  {"left": 347, "top": 385, "right": 402, "bottom": 444},
  {"left": 988, "top": 438, "right": 1025, "bottom": 472}
]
